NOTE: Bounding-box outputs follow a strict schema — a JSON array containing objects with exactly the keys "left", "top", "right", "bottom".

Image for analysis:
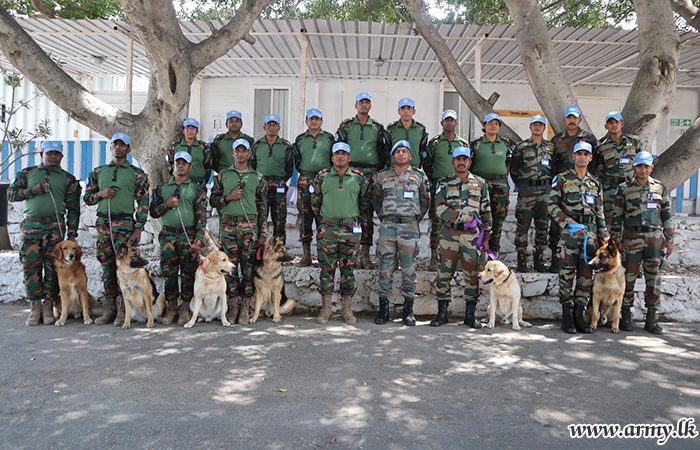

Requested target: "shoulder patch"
[{"left": 551, "top": 175, "right": 558, "bottom": 188}]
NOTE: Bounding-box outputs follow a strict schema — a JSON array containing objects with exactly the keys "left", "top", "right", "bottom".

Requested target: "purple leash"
[{"left": 464, "top": 218, "right": 498, "bottom": 261}]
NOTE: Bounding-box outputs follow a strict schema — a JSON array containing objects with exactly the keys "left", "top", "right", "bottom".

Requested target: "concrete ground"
[{"left": 1, "top": 302, "right": 699, "bottom": 450}]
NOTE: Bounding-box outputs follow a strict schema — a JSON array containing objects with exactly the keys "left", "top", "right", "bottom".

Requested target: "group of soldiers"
[{"left": 8, "top": 95, "right": 673, "bottom": 334}]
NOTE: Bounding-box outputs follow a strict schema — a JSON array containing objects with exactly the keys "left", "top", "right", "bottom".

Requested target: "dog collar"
[
  {"left": 199, "top": 259, "right": 219, "bottom": 279},
  {"left": 504, "top": 268, "right": 513, "bottom": 282}
]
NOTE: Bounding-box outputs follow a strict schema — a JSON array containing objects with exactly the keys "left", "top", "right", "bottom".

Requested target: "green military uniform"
[
  {"left": 469, "top": 134, "right": 513, "bottom": 254},
  {"left": 596, "top": 133, "right": 642, "bottom": 226},
  {"left": 549, "top": 170, "right": 607, "bottom": 307},
  {"left": 386, "top": 120, "right": 429, "bottom": 168},
  {"left": 335, "top": 115, "right": 390, "bottom": 246},
  {"left": 293, "top": 130, "right": 335, "bottom": 244},
  {"left": 251, "top": 136, "right": 295, "bottom": 243},
  {"left": 423, "top": 133, "right": 469, "bottom": 252},
  {"left": 84, "top": 161, "right": 150, "bottom": 302},
  {"left": 150, "top": 178, "right": 208, "bottom": 306},
  {"left": 8, "top": 164, "right": 81, "bottom": 304},
  {"left": 211, "top": 132, "right": 255, "bottom": 174},
  {"left": 167, "top": 139, "right": 212, "bottom": 185}
]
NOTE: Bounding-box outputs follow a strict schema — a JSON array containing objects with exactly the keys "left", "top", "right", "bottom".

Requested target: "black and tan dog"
[
  {"left": 116, "top": 242, "right": 164, "bottom": 329},
  {"left": 51, "top": 240, "right": 95, "bottom": 325},
  {"left": 586, "top": 238, "right": 626, "bottom": 333},
  {"left": 250, "top": 236, "right": 295, "bottom": 323}
]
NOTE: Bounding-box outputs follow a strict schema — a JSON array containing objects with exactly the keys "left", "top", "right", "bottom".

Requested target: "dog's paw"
[
  {"left": 612, "top": 326, "right": 620, "bottom": 334},
  {"left": 486, "top": 322, "right": 496, "bottom": 329},
  {"left": 122, "top": 323, "right": 131, "bottom": 330},
  {"left": 249, "top": 316, "right": 258, "bottom": 324},
  {"left": 222, "top": 320, "right": 231, "bottom": 327},
  {"left": 272, "top": 314, "right": 281, "bottom": 323},
  {"left": 513, "top": 324, "right": 521, "bottom": 331},
  {"left": 521, "top": 321, "right": 532, "bottom": 328},
  {"left": 84, "top": 318, "right": 93, "bottom": 325},
  {"left": 146, "top": 322, "right": 154, "bottom": 328},
  {"left": 55, "top": 320, "right": 66, "bottom": 326},
  {"left": 183, "top": 321, "right": 194, "bottom": 329},
  {"left": 590, "top": 322, "right": 598, "bottom": 330}
]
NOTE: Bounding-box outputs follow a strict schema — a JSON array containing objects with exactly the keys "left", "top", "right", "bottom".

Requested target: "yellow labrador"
[
  {"left": 479, "top": 260, "right": 531, "bottom": 331},
  {"left": 184, "top": 251, "right": 235, "bottom": 328}
]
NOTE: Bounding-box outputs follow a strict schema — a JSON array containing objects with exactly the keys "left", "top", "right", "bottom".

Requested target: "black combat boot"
[
  {"left": 464, "top": 302, "right": 482, "bottom": 329},
  {"left": 561, "top": 302, "right": 576, "bottom": 334},
  {"left": 375, "top": 296, "right": 390, "bottom": 325},
  {"left": 402, "top": 297, "right": 416, "bottom": 326},
  {"left": 430, "top": 300, "right": 449, "bottom": 327},
  {"left": 534, "top": 249, "right": 547, "bottom": 273},
  {"left": 517, "top": 252, "right": 529, "bottom": 273},
  {"left": 573, "top": 303, "right": 593, "bottom": 333},
  {"left": 619, "top": 306, "right": 633, "bottom": 332},
  {"left": 644, "top": 307, "right": 663, "bottom": 334},
  {"left": 549, "top": 256, "right": 560, "bottom": 273}
]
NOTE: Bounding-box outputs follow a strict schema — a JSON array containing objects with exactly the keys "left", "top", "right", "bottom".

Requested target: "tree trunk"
[
  {"left": 670, "top": 0, "right": 700, "bottom": 31},
  {"left": 651, "top": 115, "right": 700, "bottom": 191}
]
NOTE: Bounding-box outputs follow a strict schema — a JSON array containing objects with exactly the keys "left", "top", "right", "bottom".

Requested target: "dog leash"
[
  {"left": 567, "top": 223, "right": 591, "bottom": 265},
  {"left": 45, "top": 183, "right": 65, "bottom": 240},
  {"left": 463, "top": 218, "right": 498, "bottom": 261}
]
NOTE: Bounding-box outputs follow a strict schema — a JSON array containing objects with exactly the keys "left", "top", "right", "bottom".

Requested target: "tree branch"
[{"left": 669, "top": 0, "right": 700, "bottom": 31}]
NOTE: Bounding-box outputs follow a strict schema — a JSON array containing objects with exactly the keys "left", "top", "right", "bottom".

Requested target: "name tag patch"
[
  {"left": 620, "top": 156, "right": 631, "bottom": 164},
  {"left": 403, "top": 190, "right": 415, "bottom": 199},
  {"left": 541, "top": 158, "right": 550, "bottom": 167},
  {"left": 352, "top": 225, "right": 362, "bottom": 234},
  {"left": 276, "top": 186, "right": 285, "bottom": 194},
  {"left": 585, "top": 195, "right": 595, "bottom": 205},
  {"left": 647, "top": 201, "right": 658, "bottom": 210}
]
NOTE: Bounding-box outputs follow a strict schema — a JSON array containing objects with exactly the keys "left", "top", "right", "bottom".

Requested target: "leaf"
[
  {"left": 535, "top": 392, "right": 543, "bottom": 396},
  {"left": 431, "top": 417, "right": 442, "bottom": 420},
  {"left": 53, "top": 390, "right": 60, "bottom": 393},
  {"left": 363, "top": 382, "right": 367, "bottom": 386},
  {"left": 290, "top": 345, "right": 297, "bottom": 348},
  {"left": 278, "top": 388, "right": 287, "bottom": 392}
]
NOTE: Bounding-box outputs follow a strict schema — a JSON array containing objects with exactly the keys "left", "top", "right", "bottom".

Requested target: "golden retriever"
[
  {"left": 184, "top": 250, "right": 235, "bottom": 328},
  {"left": 586, "top": 238, "right": 626, "bottom": 333},
  {"left": 479, "top": 260, "right": 531, "bottom": 331},
  {"left": 250, "top": 236, "right": 294, "bottom": 323},
  {"left": 51, "top": 240, "right": 95, "bottom": 326},
  {"left": 116, "top": 242, "right": 164, "bottom": 329}
]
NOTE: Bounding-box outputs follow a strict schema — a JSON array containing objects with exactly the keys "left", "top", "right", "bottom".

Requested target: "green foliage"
[{"left": 1, "top": 0, "right": 123, "bottom": 19}]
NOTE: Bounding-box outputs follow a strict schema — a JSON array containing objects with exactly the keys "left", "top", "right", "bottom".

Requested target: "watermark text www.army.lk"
[{"left": 568, "top": 418, "right": 698, "bottom": 445}]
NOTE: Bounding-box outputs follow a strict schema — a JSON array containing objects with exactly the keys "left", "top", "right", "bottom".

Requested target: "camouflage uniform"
[
  {"left": 595, "top": 133, "right": 642, "bottom": 227},
  {"left": 373, "top": 166, "right": 430, "bottom": 298},
  {"left": 611, "top": 176, "right": 673, "bottom": 309},
  {"left": 8, "top": 164, "right": 81, "bottom": 303},
  {"left": 211, "top": 132, "right": 255, "bottom": 174},
  {"left": 386, "top": 119, "right": 429, "bottom": 168},
  {"left": 469, "top": 135, "right": 514, "bottom": 254},
  {"left": 251, "top": 136, "right": 295, "bottom": 243},
  {"left": 423, "top": 133, "right": 469, "bottom": 251},
  {"left": 549, "top": 170, "right": 607, "bottom": 306},
  {"left": 150, "top": 178, "right": 208, "bottom": 305},
  {"left": 84, "top": 161, "right": 150, "bottom": 303},
  {"left": 293, "top": 129, "right": 335, "bottom": 244},
  {"left": 166, "top": 139, "right": 212, "bottom": 185}
]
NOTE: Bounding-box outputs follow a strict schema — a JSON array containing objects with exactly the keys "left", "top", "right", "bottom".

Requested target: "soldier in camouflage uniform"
[
  {"left": 386, "top": 98, "right": 429, "bottom": 169},
  {"left": 470, "top": 112, "right": 513, "bottom": 256},
  {"left": 336, "top": 92, "right": 390, "bottom": 269},
  {"left": 595, "top": 111, "right": 642, "bottom": 228},
  {"left": 311, "top": 142, "right": 372, "bottom": 325},
  {"left": 611, "top": 151, "right": 673, "bottom": 334},
  {"left": 150, "top": 152, "right": 207, "bottom": 326},
  {"left": 373, "top": 140, "right": 430, "bottom": 326},
  {"left": 549, "top": 141, "right": 608, "bottom": 334},
  {"left": 84, "top": 133, "right": 150, "bottom": 327},
  {"left": 293, "top": 108, "right": 335, "bottom": 266},
  {"left": 166, "top": 118, "right": 212, "bottom": 186},
  {"left": 8, "top": 141, "right": 81, "bottom": 326},
  {"left": 549, "top": 105, "right": 598, "bottom": 273},
  {"left": 211, "top": 110, "right": 255, "bottom": 174},
  {"left": 510, "top": 115, "right": 554, "bottom": 273},
  {"left": 431, "top": 146, "right": 492, "bottom": 328},
  {"left": 251, "top": 114, "right": 294, "bottom": 244},
  {"left": 422, "top": 109, "right": 469, "bottom": 270},
  {"left": 210, "top": 138, "right": 268, "bottom": 324}
]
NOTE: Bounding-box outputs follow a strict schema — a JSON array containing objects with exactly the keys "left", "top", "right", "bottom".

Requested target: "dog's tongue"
[{"left": 66, "top": 259, "right": 74, "bottom": 265}]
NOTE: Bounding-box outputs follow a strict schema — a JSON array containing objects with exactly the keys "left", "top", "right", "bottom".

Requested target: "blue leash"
[{"left": 567, "top": 224, "right": 590, "bottom": 265}]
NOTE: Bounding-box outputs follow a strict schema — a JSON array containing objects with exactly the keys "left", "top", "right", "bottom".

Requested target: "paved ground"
[{"left": 1, "top": 302, "right": 699, "bottom": 450}]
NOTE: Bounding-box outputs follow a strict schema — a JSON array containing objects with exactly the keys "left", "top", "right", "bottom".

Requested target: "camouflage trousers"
[
  {"left": 318, "top": 221, "right": 361, "bottom": 296},
  {"left": 428, "top": 180, "right": 443, "bottom": 250},
  {"left": 19, "top": 219, "right": 64, "bottom": 302},
  {"left": 96, "top": 217, "right": 135, "bottom": 300},
  {"left": 486, "top": 179, "right": 509, "bottom": 254},
  {"left": 220, "top": 216, "right": 258, "bottom": 299},
  {"left": 377, "top": 221, "right": 420, "bottom": 298},
  {"left": 265, "top": 177, "right": 288, "bottom": 244},
  {"left": 602, "top": 181, "right": 618, "bottom": 229},
  {"left": 159, "top": 229, "right": 199, "bottom": 304},
  {"left": 351, "top": 166, "right": 377, "bottom": 246},
  {"left": 436, "top": 226, "right": 482, "bottom": 303},
  {"left": 558, "top": 228, "right": 598, "bottom": 306},
  {"left": 515, "top": 185, "right": 550, "bottom": 253},
  {"left": 623, "top": 228, "right": 665, "bottom": 308},
  {"left": 296, "top": 173, "right": 321, "bottom": 244}
]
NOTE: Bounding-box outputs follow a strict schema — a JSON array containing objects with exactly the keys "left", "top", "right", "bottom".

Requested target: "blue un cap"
[
  {"left": 453, "top": 146, "right": 471, "bottom": 159},
  {"left": 605, "top": 111, "right": 623, "bottom": 122},
  {"left": 226, "top": 110, "right": 242, "bottom": 120},
  {"left": 398, "top": 98, "right": 415, "bottom": 108},
  {"left": 355, "top": 92, "right": 372, "bottom": 102},
  {"left": 306, "top": 108, "right": 323, "bottom": 119},
  {"left": 565, "top": 105, "right": 582, "bottom": 118},
  {"left": 391, "top": 140, "right": 411, "bottom": 156},
  {"left": 573, "top": 141, "right": 592, "bottom": 154},
  {"left": 41, "top": 141, "right": 63, "bottom": 153},
  {"left": 530, "top": 114, "right": 547, "bottom": 125},
  {"left": 634, "top": 151, "right": 654, "bottom": 167},
  {"left": 442, "top": 109, "right": 458, "bottom": 121},
  {"left": 332, "top": 142, "right": 351, "bottom": 154},
  {"left": 183, "top": 118, "right": 199, "bottom": 128},
  {"left": 483, "top": 113, "right": 501, "bottom": 124},
  {"left": 233, "top": 139, "right": 250, "bottom": 150},
  {"left": 264, "top": 114, "right": 280, "bottom": 124},
  {"left": 111, "top": 133, "right": 131, "bottom": 146},
  {"left": 173, "top": 151, "right": 192, "bottom": 163}
]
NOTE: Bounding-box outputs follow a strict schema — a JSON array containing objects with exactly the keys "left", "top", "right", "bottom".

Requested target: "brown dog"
[
  {"left": 184, "top": 250, "right": 235, "bottom": 328},
  {"left": 250, "top": 236, "right": 295, "bottom": 323},
  {"left": 51, "top": 240, "right": 95, "bottom": 326},
  {"left": 586, "top": 238, "right": 626, "bottom": 333},
  {"left": 116, "top": 242, "right": 164, "bottom": 329}
]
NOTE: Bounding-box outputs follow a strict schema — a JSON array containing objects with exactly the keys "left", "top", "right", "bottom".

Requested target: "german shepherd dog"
[
  {"left": 586, "top": 238, "right": 626, "bottom": 333},
  {"left": 116, "top": 242, "right": 164, "bottom": 329},
  {"left": 250, "top": 236, "right": 295, "bottom": 323},
  {"left": 51, "top": 240, "right": 95, "bottom": 325}
]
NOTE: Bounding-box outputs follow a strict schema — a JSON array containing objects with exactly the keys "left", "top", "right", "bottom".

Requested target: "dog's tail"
[{"left": 153, "top": 294, "right": 166, "bottom": 319}]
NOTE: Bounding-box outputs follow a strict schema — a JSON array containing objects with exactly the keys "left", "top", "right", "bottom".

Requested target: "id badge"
[
  {"left": 647, "top": 201, "right": 658, "bottom": 210},
  {"left": 620, "top": 156, "right": 631, "bottom": 164},
  {"left": 352, "top": 225, "right": 362, "bottom": 234},
  {"left": 585, "top": 195, "right": 595, "bottom": 205},
  {"left": 541, "top": 158, "right": 550, "bottom": 167},
  {"left": 276, "top": 186, "right": 285, "bottom": 194},
  {"left": 403, "top": 190, "right": 415, "bottom": 199}
]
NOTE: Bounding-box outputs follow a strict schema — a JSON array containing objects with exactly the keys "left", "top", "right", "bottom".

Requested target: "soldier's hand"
[
  {"left": 190, "top": 239, "right": 203, "bottom": 256},
  {"left": 616, "top": 242, "right": 625, "bottom": 254},
  {"left": 464, "top": 215, "right": 474, "bottom": 224},
  {"left": 601, "top": 235, "right": 610, "bottom": 244},
  {"left": 481, "top": 241, "right": 490, "bottom": 252},
  {"left": 165, "top": 196, "right": 180, "bottom": 209},
  {"left": 128, "top": 228, "right": 142, "bottom": 246},
  {"left": 30, "top": 182, "right": 48, "bottom": 195},
  {"left": 663, "top": 241, "right": 673, "bottom": 258},
  {"left": 98, "top": 187, "right": 116, "bottom": 199},
  {"left": 257, "top": 235, "right": 266, "bottom": 248}
]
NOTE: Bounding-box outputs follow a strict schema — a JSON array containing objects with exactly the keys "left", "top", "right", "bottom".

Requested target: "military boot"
[
  {"left": 561, "top": 302, "right": 576, "bottom": 334},
  {"left": 374, "top": 296, "right": 390, "bottom": 325},
  {"left": 178, "top": 301, "right": 192, "bottom": 326},
  {"left": 427, "top": 248, "right": 439, "bottom": 271},
  {"left": 160, "top": 300, "right": 178, "bottom": 325},
  {"left": 113, "top": 296, "right": 125, "bottom": 327},
  {"left": 644, "top": 307, "right": 663, "bottom": 334},
  {"left": 26, "top": 300, "right": 42, "bottom": 326},
  {"left": 464, "top": 302, "right": 482, "bottom": 329},
  {"left": 341, "top": 294, "right": 357, "bottom": 325},
  {"left": 430, "top": 300, "right": 449, "bottom": 327},
  {"left": 402, "top": 297, "right": 416, "bottom": 326},
  {"left": 573, "top": 303, "right": 593, "bottom": 333},
  {"left": 517, "top": 251, "right": 529, "bottom": 273},
  {"left": 619, "top": 306, "right": 633, "bottom": 332},
  {"left": 317, "top": 294, "right": 333, "bottom": 324},
  {"left": 534, "top": 249, "right": 547, "bottom": 273},
  {"left": 298, "top": 242, "right": 312, "bottom": 267},
  {"left": 94, "top": 297, "right": 117, "bottom": 325},
  {"left": 42, "top": 298, "right": 56, "bottom": 325},
  {"left": 549, "top": 256, "right": 560, "bottom": 274},
  {"left": 359, "top": 245, "right": 374, "bottom": 269},
  {"left": 238, "top": 296, "right": 250, "bottom": 324},
  {"left": 226, "top": 296, "right": 240, "bottom": 324}
]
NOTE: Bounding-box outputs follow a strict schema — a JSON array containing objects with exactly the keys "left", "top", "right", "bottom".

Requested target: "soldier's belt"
[
  {"left": 480, "top": 174, "right": 507, "bottom": 181},
  {"left": 97, "top": 212, "right": 133, "bottom": 221},
  {"left": 163, "top": 225, "right": 196, "bottom": 233},
  {"left": 626, "top": 226, "right": 660, "bottom": 233},
  {"left": 525, "top": 179, "right": 549, "bottom": 186},
  {"left": 383, "top": 215, "right": 417, "bottom": 224},
  {"left": 350, "top": 162, "right": 379, "bottom": 170},
  {"left": 26, "top": 215, "right": 64, "bottom": 224},
  {"left": 571, "top": 215, "right": 595, "bottom": 224},
  {"left": 323, "top": 217, "right": 356, "bottom": 225},
  {"left": 222, "top": 214, "right": 258, "bottom": 224}
]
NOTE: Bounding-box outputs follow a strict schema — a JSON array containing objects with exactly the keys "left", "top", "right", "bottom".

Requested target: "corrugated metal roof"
[{"left": 2, "top": 17, "right": 700, "bottom": 88}]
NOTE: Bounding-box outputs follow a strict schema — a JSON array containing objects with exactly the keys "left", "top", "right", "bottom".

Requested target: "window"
[{"left": 253, "top": 88, "right": 290, "bottom": 140}]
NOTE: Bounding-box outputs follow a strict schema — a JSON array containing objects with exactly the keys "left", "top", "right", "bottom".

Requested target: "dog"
[
  {"left": 479, "top": 260, "right": 531, "bottom": 331},
  {"left": 586, "top": 238, "right": 626, "bottom": 333},
  {"left": 116, "top": 242, "right": 164, "bottom": 329},
  {"left": 250, "top": 236, "right": 295, "bottom": 323},
  {"left": 51, "top": 240, "right": 95, "bottom": 326},
  {"left": 184, "top": 250, "right": 235, "bottom": 328}
]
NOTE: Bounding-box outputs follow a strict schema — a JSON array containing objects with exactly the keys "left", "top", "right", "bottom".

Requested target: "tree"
[
  {"left": 0, "top": 0, "right": 123, "bottom": 19},
  {"left": 670, "top": 0, "right": 700, "bottom": 31}
]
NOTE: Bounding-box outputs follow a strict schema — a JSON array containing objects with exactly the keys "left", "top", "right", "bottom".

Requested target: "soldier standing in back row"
[
  {"left": 166, "top": 118, "right": 212, "bottom": 186},
  {"left": 386, "top": 98, "right": 429, "bottom": 169},
  {"left": 211, "top": 110, "right": 255, "bottom": 174},
  {"left": 8, "top": 141, "right": 81, "bottom": 326}
]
